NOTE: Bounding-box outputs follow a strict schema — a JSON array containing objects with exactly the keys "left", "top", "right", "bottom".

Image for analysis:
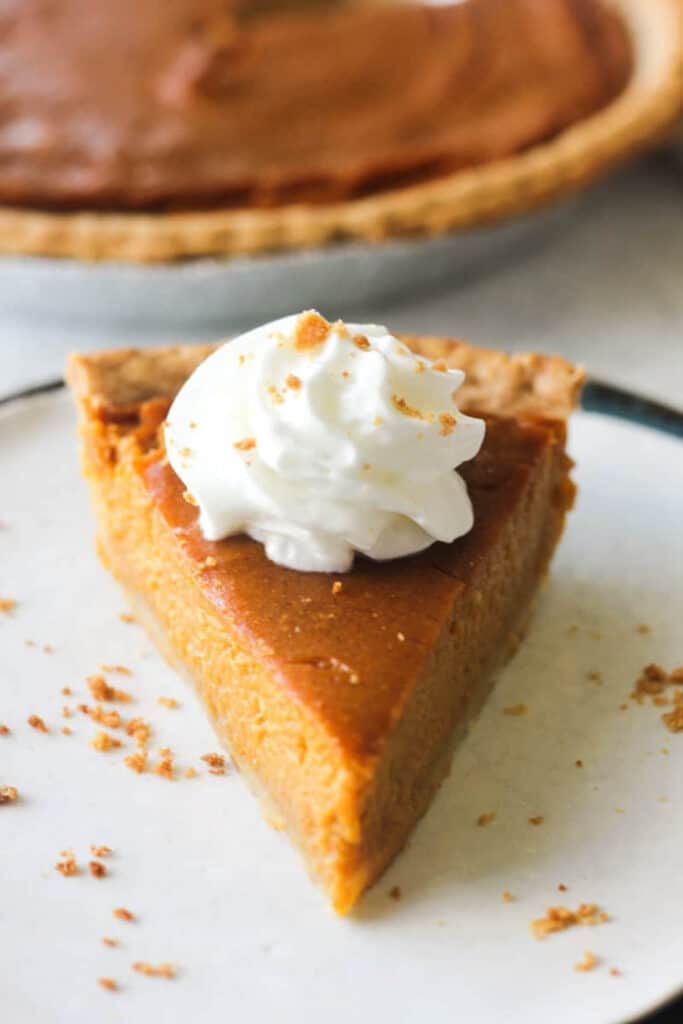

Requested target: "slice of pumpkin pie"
[{"left": 67, "top": 312, "right": 583, "bottom": 913}]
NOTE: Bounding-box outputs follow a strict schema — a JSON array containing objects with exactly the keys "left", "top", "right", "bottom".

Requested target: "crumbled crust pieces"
[
  {"left": 201, "top": 752, "right": 226, "bottom": 775},
  {"left": 124, "top": 751, "right": 147, "bottom": 773},
  {"left": 293, "top": 311, "right": 330, "bottom": 352},
  {"left": 153, "top": 756, "right": 174, "bottom": 780},
  {"left": 55, "top": 851, "right": 79, "bottom": 876},
  {"left": 0, "top": 597, "right": 17, "bottom": 613},
  {"left": 575, "top": 951, "right": 598, "bottom": 972},
  {"left": 88, "top": 675, "right": 131, "bottom": 702},
  {"left": 132, "top": 962, "right": 175, "bottom": 979},
  {"left": 91, "top": 845, "right": 113, "bottom": 857},
  {"left": 28, "top": 714, "right": 49, "bottom": 733},
  {"left": 90, "top": 730, "right": 122, "bottom": 752},
  {"left": 531, "top": 903, "right": 608, "bottom": 939},
  {"left": 113, "top": 908, "right": 135, "bottom": 922},
  {"left": 90, "top": 861, "right": 107, "bottom": 878},
  {"left": 0, "top": 785, "right": 18, "bottom": 804},
  {"left": 0, "top": 724, "right": 10, "bottom": 736},
  {"left": 157, "top": 696, "right": 179, "bottom": 709},
  {"left": 98, "top": 977, "right": 118, "bottom": 992},
  {"left": 126, "top": 717, "right": 151, "bottom": 746},
  {"left": 477, "top": 811, "right": 495, "bottom": 827}
]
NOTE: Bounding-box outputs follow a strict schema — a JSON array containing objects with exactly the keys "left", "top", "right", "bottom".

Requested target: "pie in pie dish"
[
  {"left": 1, "top": 0, "right": 681, "bottom": 261},
  {"left": 67, "top": 331, "right": 584, "bottom": 913}
]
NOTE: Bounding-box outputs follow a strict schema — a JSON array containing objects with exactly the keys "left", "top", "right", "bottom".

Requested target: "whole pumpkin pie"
[
  {"left": 3, "top": 0, "right": 682, "bottom": 261},
  {"left": 67, "top": 319, "right": 583, "bottom": 912}
]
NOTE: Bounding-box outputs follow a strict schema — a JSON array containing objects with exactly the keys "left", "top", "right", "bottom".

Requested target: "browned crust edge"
[
  {"left": 65, "top": 336, "right": 585, "bottom": 422},
  {"left": 3, "top": 0, "right": 683, "bottom": 263}
]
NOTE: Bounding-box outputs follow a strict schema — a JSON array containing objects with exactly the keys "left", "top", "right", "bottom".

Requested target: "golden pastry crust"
[
  {"left": 67, "top": 336, "right": 584, "bottom": 421},
  {"left": 3, "top": 0, "right": 682, "bottom": 263}
]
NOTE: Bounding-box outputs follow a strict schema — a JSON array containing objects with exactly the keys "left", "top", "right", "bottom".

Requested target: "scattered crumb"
[
  {"left": 131, "top": 962, "right": 175, "bottom": 979},
  {"left": 531, "top": 903, "right": 608, "bottom": 940},
  {"left": 558, "top": 884, "right": 568, "bottom": 892},
  {"left": 653, "top": 696, "right": 670, "bottom": 708},
  {"left": 88, "top": 675, "right": 131, "bottom": 703},
  {"left": 55, "top": 851, "right": 78, "bottom": 877},
  {"left": 615, "top": 808, "right": 625, "bottom": 815},
  {"left": 90, "top": 861, "right": 107, "bottom": 878},
  {"left": 0, "top": 597, "right": 17, "bottom": 613},
  {"left": 388, "top": 885, "right": 402, "bottom": 901},
  {"left": 91, "top": 845, "right": 113, "bottom": 858},
  {"left": 24, "top": 639, "right": 35, "bottom": 647},
  {"left": 61, "top": 686, "right": 72, "bottom": 696},
  {"left": 662, "top": 707, "right": 683, "bottom": 733},
  {"left": 609, "top": 967, "right": 622, "bottom": 977},
  {"left": 502, "top": 891, "right": 516, "bottom": 903},
  {"left": 102, "top": 937, "right": 119, "bottom": 948},
  {"left": 575, "top": 760, "right": 583, "bottom": 768},
  {"left": 233, "top": 437, "right": 256, "bottom": 452},
  {"left": 90, "top": 705, "right": 122, "bottom": 729},
  {"left": 124, "top": 751, "right": 147, "bottom": 774},
  {"left": 671, "top": 667, "right": 683, "bottom": 683},
  {"left": 184, "top": 767, "right": 197, "bottom": 779},
  {"left": 503, "top": 703, "right": 528, "bottom": 717},
  {"left": 119, "top": 612, "right": 136, "bottom": 624},
  {"left": 331, "top": 581, "right": 343, "bottom": 595},
  {"left": 113, "top": 908, "right": 135, "bottom": 922},
  {"left": 567, "top": 625, "right": 579, "bottom": 636},
  {"left": 98, "top": 977, "right": 118, "bottom": 992},
  {"left": 0, "top": 724, "right": 10, "bottom": 736},
  {"left": 477, "top": 811, "right": 495, "bottom": 828},
  {"left": 90, "top": 730, "right": 122, "bottom": 752},
  {"left": 575, "top": 951, "right": 599, "bottom": 973},
  {"left": 153, "top": 757, "right": 174, "bottom": 781},
  {"left": 201, "top": 753, "right": 226, "bottom": 775},
  {"left": 43, "top": 644, "right": 55, "bottom": 654},
  {"left": 587, "top": 671, "right": 602, "bottom": 684},
  {"left": 62, "top": 706, "right": 72, "bottom": 718},
  {"left": 0, "top": 785, "right": 18, "bottom": 804},
  {"left": 528, "top": 816, "right": 545, "bottom": 826},
  {"left": 636, "top": 624, "right": 651, "bottom": 635},
  {"left": 28, "top": 714, "right": 49, "bottom": 733},
  {"left": 125, "top": 717, "right": 151, "bottom": 747},
  {"left": 100, "top": 664, "right": 132, "bottom": 676},
  {"left": 61, "top": 726, "right": 72, "bottom": 736},
  {"left": 157, "top": 697, "right": 179, "bottom": 709}
]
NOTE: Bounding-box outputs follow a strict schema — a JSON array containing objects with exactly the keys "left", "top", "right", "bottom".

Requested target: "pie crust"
[{"left": 1, "top": 0, "right": 681, "bottom": 263}]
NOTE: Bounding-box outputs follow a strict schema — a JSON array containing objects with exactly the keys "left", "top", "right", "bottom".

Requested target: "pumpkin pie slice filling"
[{"left": 67, "top": 329, "right": 583, "bottom": 913}]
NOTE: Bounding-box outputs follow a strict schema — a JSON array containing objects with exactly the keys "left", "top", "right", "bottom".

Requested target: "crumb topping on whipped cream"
[{"left": 165, "top": 311, "right": 485, "bottom": 572}]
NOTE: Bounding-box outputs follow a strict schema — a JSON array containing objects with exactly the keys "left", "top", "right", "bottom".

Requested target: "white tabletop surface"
[{"left": 1, "top": 158, "right": 681, "bottom": 410}]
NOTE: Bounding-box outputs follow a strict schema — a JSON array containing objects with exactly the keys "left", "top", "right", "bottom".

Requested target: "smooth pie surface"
[{"left": 0, "top": 0, "right": 631, "bottom": 210}]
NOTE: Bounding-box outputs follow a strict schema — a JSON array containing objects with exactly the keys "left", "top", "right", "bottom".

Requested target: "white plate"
[{"left": 1, "top": 390, "right": 682, "bottom": 1024}]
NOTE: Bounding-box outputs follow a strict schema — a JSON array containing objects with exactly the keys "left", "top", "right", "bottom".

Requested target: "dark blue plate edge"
[{"left": 1, "top": 375, "right": 681, "bottom": 1022}]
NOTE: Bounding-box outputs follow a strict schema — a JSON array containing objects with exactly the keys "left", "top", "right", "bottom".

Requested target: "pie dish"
[
  {"left": 0, "top": 0, "right": 681, "bottom": 263},
  {"left": 67, "top": 335, "right": 584, "bottom": 912}
]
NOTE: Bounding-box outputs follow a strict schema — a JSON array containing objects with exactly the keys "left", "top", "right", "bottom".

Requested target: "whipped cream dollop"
[{"left": 165, "top": 312, "right": 486, "bottom": 573}]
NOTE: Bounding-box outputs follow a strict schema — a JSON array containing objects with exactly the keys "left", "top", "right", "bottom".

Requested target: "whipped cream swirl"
[{"left": 165, "top": 312, "right": 485, "bottom": 573}]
